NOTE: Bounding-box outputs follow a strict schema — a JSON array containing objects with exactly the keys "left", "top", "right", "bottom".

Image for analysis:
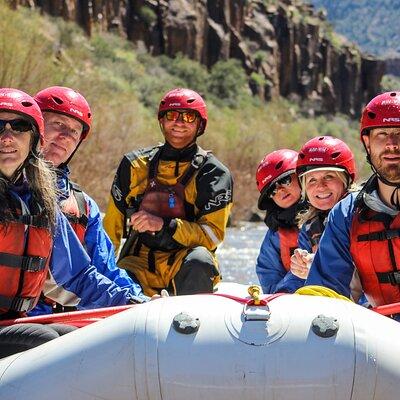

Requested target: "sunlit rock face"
[{"left": 11, "top": 0, "right": 384, "bottom": 116}]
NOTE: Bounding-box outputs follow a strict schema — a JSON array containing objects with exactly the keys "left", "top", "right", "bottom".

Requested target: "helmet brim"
[{"left": 258, "top": 169, "right": 295, "bottom": 210}]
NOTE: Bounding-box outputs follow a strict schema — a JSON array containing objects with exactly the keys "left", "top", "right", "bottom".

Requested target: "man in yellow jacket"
[{"left": 104, "top": 88, "right": 233, "bottom": 296}]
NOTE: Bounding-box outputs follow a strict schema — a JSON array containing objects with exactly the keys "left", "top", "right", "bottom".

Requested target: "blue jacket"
[
  {"left": 305, "top": 192, "right": 358, "bottom": 298},
  {"left": 256, "top": 228, "right": 305, "bottom": 294},
  {"left": 56, "top": 167, "right": 145, "bottom": 300},
  {"left": 298, "top": 224, "right": 313, "bottom": 253},
  {"left": 30, "top": 168, "right": 146, "bottom": 315}
]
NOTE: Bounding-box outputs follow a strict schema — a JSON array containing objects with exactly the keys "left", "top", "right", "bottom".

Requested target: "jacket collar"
[{"left": 160, "top": 142, "right": 198, "bottom": 161}]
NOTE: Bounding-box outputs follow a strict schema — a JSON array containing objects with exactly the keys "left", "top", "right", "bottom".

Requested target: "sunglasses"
[
  {"left": 268, "top": 175, "right": 293, "bottom": 198},
  {"left": 0, "top": 119, "right": 33, "bottom": 134},
  {"left": 164, "top": 110, "right": 198, "bottom": 123}
]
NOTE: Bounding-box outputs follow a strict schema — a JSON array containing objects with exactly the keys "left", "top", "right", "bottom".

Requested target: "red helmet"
[
  {"left": 34, "top": 86, "right": 92, "bottom": 139},
  {"left": 360, "top": 91, "right": 400, "bottom": 140},
  {"left": 297, "top": 136, "right": 356, "bottom": 183},
  {"left": 158, "top": 88, "right": 207, "bottom": 135},
  {"left": 0, "top": 88, "right": 44, "bottom": 144},
  {"left": 256, "top": 149, "right": 298, "bottom": 209}
]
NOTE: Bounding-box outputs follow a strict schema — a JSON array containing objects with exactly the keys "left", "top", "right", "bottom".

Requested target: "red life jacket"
[
  {"left": 278, "top": 227, "right": 299, "bottom": 271},
  {"left": 139, "top": 146, "right": 208, "bottom": 220},
  {"left": 350, "top": 209, "right": 400, "bottom": 307},
  {"left": 60, "top": 182, "right": 89, "bottom": 244},
  {"left": 0, "top": 198, "right": 52, "bottom": 314}
]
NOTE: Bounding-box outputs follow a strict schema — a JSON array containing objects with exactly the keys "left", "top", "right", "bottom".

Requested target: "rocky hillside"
[
  {"left": 309, "top": 0, "right": 400, "bottom": 58},
  {"left": 10, "top": 0, "right": 384, "bottom": 117}
]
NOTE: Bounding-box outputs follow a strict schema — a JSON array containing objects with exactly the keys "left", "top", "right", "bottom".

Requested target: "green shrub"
[
  {"left": 208, "top": 59, "right": 248, "bottom": 107},
  {"left": 138, "top": 6, "right": 157, "bottom": 26},
  {"left": 159, "top": 53, "right": 209, "bottom": 95},
  {"left": 381, "top": 75, "right": 400, "bottom": 92},
  {"left": 91, "top": 36, "right": 117, "bottom": 60}
]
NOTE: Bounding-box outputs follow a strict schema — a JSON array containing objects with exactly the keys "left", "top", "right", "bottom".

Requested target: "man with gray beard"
[{"left": 305, "top": 91, "right": 400, "bottom": 316}]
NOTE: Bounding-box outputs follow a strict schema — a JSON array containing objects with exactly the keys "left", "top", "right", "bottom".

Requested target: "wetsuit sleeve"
[
  {"left": 103, "top": 156, "right": 132, "bottom": 251},
  {"left": 306, "top": 194, "right": 356, "bottom": 298},
  {"left": 256, "top": 230, "right": 304, "bottom": 294},
  {"left": 83, "top": 194, "right": 146, "bottom": 300},
  {"left": 171, "top": 159, "right": 233, "bottom": 251},
  {"left": 48, "top": 212, "right": 132, "bottom": 309}
]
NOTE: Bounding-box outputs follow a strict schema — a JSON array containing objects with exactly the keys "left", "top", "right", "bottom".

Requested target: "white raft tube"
[{"left": 0, "top": 293, "right": 399, "bottom": 400}]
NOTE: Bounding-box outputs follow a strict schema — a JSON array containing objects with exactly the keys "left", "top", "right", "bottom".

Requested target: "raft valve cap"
[
  {"left": 173, "top": 312, "right": 200, "bottom": 334},
  {"left": 311, "top": 314, "right": 339, "bottom": 338}
]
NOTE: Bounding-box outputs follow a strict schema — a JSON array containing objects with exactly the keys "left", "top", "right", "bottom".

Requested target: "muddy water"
[{"left": 216, "top": 222, "right": 265, "bottom": 285}]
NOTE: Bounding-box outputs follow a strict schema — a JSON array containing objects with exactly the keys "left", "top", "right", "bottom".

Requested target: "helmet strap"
[
  {"left": 364, "top": 141, "right": 400, "bottom": 209},
  {"left": 58, "top": 139, "right": 83, "bottom": 169}
]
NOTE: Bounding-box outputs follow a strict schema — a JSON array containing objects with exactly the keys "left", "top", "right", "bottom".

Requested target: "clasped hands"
[{"left": 129, "top": 210, "right": 164, "bottom": 234}]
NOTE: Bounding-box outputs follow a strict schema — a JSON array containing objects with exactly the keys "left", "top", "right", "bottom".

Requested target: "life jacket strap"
[
  {"left": 357, "top": 229, "right": 400, "bottom": 241},
  {"left": 178, "top": 147, "right": 208, "bottom": 187},
  {"left": 16, "top": 214, "right": 48, "bottom": 228},
  {"left": 0, "top": 294, "right": 36, "bottom": 312},
  {"left": 69, "top": 181, "right": 90, "bottom": 228},
  {"left": 377, "top": 271, "right": 400, "bottom": 285},
  {"left": 0, "top": 252, "right": 47, "bottom": 272}
]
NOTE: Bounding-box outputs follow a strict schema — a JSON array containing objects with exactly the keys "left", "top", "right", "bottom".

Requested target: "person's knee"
[
  {"left": 182, "top": 247, "right": 217, "bottom": 276},
  {"left": 173, "top": 247, "right": 218, "bottom": 295}
]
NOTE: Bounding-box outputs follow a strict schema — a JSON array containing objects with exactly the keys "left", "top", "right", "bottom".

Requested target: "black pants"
[
  {"left": 172, "top": 246, "right": 219, "bottom": 295},
  {"left": 0, "top": 323, "right": 77, "bottom": 358}
]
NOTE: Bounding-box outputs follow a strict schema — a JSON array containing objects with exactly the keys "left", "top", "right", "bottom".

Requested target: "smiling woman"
[{"left": 289, "top": 136, "right": 358, "bottom": 282}]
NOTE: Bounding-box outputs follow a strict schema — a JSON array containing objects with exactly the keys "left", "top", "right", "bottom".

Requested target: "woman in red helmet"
[
  {"left": 104, "top": 88, "right": 233, "bottom": 296},
  {"left": 306, "top": 92, "right": 400, "bottom": 312},
  {"left": 0, "top": 88, "right": 136, "bottom": 356},
  {"left": 255, "top": 149, "right": 306, "bottom": 294},
  {"left": 290, "top": 136, "right": 358, "bottom": 282}
]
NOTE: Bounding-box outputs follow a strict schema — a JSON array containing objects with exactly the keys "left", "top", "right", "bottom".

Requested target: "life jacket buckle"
[
  {"left": 11, "top": 296, "right": 35, "bottom": 312},
  {"left": 22, "top": 256, "right": 47, "bottom": 272}
]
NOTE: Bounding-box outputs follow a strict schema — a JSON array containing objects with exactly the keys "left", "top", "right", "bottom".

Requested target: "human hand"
[
  {"left": 290, "top": 248, "right": 314, "bottom": 279},
  {"left": 150, "top": 289, "right": 170, "bottom": 301},
  {"left": 130, "top": 210, "right": 163, "bottom": 234}
]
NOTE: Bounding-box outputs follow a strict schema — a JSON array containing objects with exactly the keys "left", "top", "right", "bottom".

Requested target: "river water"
[{"left": 216, "top": 222, "right": 265, "bottom": 285}]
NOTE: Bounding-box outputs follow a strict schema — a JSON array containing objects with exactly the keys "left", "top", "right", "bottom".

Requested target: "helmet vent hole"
[
  {"left": 390, "top": 92, "right": 397, "bottom": 97},
  {"left": 52, "top": 96, "right": 64, "bottom": 105},
  {"left": 299, "top": 153, "right": 305, "bottom": 159},
  {"left": 160, "top": 100, "right": 165, "bottom": 105},
  {"left": 187, "top": 98, "right": 195, "bottom": 103},
  {"left": 88, "top": 113, "right": 92, "bottom": 119},
  {"left": 21, "top": 101, "right": 33, "bottom": 107},
  {"left": 275, "top": 161, "right": 283, "bottom": 169},
  {"left": 318, "top": 136, "right": 325, "bottom": 141},
  {"left": 331, "top": 151, "right": 341, "bottom": 159},
  {"left": 368, "top": 111, "right": 376, "bottom": 119}
]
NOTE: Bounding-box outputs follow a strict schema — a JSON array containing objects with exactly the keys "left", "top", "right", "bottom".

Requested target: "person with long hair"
[
  {"left": 0, "top": 88, "right": 135, "bottom": 322},
  {"left": 290, "top": 136, "right": 358, "bottom": 285},
  {"left": 255, "top": 149, "right": 306, "bottom": 293}
]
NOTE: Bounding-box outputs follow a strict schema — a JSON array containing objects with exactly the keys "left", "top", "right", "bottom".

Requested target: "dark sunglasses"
[
  {"left": 165, "top": 110, "right": 198, "bottom": 123},
  {"left": 268, "top": 175, "right": 293, "bottom": 198},
  {"left": 0, "top": 119, "right": 33, "bottom": 134}
]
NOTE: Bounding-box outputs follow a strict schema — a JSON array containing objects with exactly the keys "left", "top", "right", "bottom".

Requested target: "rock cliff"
[{"left": 10, "top": 0, "right": 385, "bottom": 116}]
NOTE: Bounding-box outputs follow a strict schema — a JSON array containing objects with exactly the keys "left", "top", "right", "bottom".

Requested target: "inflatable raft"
[{"left": 0, "top": 284, "right": 399, "bottom": 400}]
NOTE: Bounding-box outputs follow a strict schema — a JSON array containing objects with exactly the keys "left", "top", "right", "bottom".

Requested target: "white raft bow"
[{"left": 0, "top": 283, "right": 399, "bottom": 400}]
